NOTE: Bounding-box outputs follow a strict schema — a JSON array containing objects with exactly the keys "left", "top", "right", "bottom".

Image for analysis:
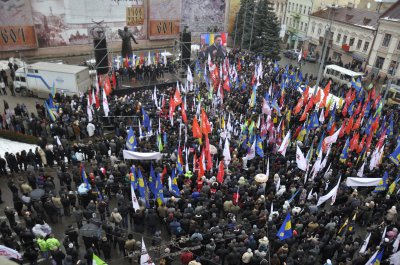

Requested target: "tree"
[
  {"left": 232, "top": 0, "right": 256, "bottom": 49},
  {"left": 251, "top": 0, "right": 281, "bottom": 59}
]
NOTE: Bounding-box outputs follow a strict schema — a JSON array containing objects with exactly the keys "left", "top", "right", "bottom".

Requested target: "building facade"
[
  {"left": 367, "top": 1, "right": 400, "bottom": 83},
  {"left": 305, "top": 6, "right": 379, "bottom": 70}
]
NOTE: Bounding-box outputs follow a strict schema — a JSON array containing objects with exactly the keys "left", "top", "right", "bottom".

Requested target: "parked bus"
[{"left": 323, "top": 64, "right": 365, "bottom": 87}]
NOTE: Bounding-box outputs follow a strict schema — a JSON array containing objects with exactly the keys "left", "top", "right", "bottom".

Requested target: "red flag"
[
  {"left": 173, "top": 88, "right": 182, "bottom": 106},
  {"left": 302, "top": 86, "right": 310, "bottom": 104},
  {"left": 373, "top": 94, "right": 381, "bottom": 109},
  {"left": 342, "top": 102, "right": 349, "bottom": 117},
  {"left": 352, "top": 115, "right": 362, "bottom": 130},
  {"left": 181, "top": 103, "right": 187, "bottom": 124},
  {"left": 299, "top": 108, "right": 308, "bottom": 121},
  {"left": 350, "top": 133, "right": 359, "bottom": 151},
  {"left": 370, "top": 86, "right": 376, "bottom": 100},
  {"left": 345, "top": 116, "right": 354, "bottom": 135},
  {"left": 328, "top": 122, "right": 336, "bottom": 136},
  {"left": 237, "top": 58, "right": 241, "bottom": 72},
  {"left": 217, "top": 161, "right": 224, "bottom": 183},
  {"left": 376, "top": 128, "right": 386, "bottom": 149},
  {"left": 293, "top": 125, "right": 302, "bottom": 139},
  {"left": 371, "top": 115, "right": 380, "bottom": 134},
  {"left": 160, "top": 166, "right": 167, "bottom": 184},
  {"left": 366, "top": 133, "right": 373, "bottom": 152},
  {"left": 198, "top": 148, "right": 205, "bottom": 179},
  {"left": 125, "top": 55, "right": 129, "bottom": 68},
  {"left": 223, "top": 76, "right": 230, "bottom": 92},
  {"left": 140, "top": 53, "right": 144, "bottom": 65},
  {"left": 354, "top": 102, "right": 362, "bottom": 116},
  {"left": 339, "top": 120, "right": 347, "bottom": 138},
  {"left": 88, "top": 88, "right": 93, "bottom": 106},
  {"left": 293, "top": 97, "right": 304, "bottom": 115},
  {"left": 313, "top": 89, "right": 321, "bottom": 105},
  {"left": 345, "top": 89, "right": 352, "bottom": 106},
  {"left": 104, "top": 75, "right": 112, "bottom": 96},
  {"left": 205, "top": 138, "right": 213, "bottom": 171},
  {"left": 192, "top": 117, "right": 202, "bottom": 138},
  {"left": 260, "top": 116, "right": 268, "bottom": 137},
  {"left": 357, "top": 135, "right": 366, "bottom": 153},
  {"left": 112, "top": 71, "right": 117, "bottom": 90},
  {"left": 321, "top": 81, "right": 331, "bottom": 107},
  {"left": 201, "top": 109, "right": 211, "bottom": 135},
  {"left": 211, "top": 66, "right": 220, "bottom": 91},
  {"left": 169, "top": 96, "right": 175, "bottom": 120}
]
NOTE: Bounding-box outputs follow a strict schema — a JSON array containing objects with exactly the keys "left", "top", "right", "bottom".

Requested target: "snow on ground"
[{"left": 0, "top": 138, "right": 38, "bottom": 158}]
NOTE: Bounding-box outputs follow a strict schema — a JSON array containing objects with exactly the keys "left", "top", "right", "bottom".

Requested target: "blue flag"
[
  {"left": 307, "top": 112, "right": 319, "bottom": 130},
  {"left": 374, "top": 172, "right": 389, "bottom": 193},
  {"left": 130, "top": 166, "right": 137, "bottom": 190},
  {"left": 137, "top": 168, "right": 146, "bottom": 200},
  {"left": 126, "top": 127, "right": 137, "bottom": 151},
  {"left": 371, "top": 248, "right": 384, "bottom": 264},
  {"left": 351, "top": 77, "right": 362, "bottom": 93},
  {"left": 81, "top": 164, "right": 90, "bottom": 188},
  {"left": 277, "top": 212, "right": 292, "bottom": 240},
  {"left": 389, "top": 142, "right": 400, "bottom": 166},
  {"left": 155, "top": 172, "right": 164, "bottom": 205},
  {"left": 170, "top": 169, "right": 180, "bottom": 197},
  {"left": 141, "top": 107, "right": 151, "bottom": 131},
  {"left": 149, "top": 164, "right": 157, "bottom": 197},
  {"left": 256, "top": 136, "right": 264, "bottom": 157},
  {"left": 340, "top": 137, "right": 350, "bottom": 163}
]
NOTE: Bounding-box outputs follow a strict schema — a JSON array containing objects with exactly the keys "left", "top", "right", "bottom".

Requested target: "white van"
[{"left": 323, "top": 64, "right": 364, "bottom": 87}]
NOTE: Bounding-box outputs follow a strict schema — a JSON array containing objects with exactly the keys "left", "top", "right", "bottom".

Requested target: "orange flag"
[
  {"left": 104, "top": 75, "right": 112, "bottom": 96},
  {"left": 181, "top": 103, "right": 187, "bottom": 124},
  {"left": 173, "top": 88, "right": 182, "bottom": 106},
  {"left": 321, "top": 81, "right": 331, "bottom": 107},
  {"left": 217, "top": 161, "right": 224, "bottom": 183},
  {"left": 192, "top": 117, "right": 202, "bottom": 138},
  {"left": 293, "top": 97, "right": 304, "bottom": 115},
  {"left": 313, "top": 89, "right": 321, "bottom": 105},
  {"left": 201, "top": 109, "right": 211, "bottom": 135}
]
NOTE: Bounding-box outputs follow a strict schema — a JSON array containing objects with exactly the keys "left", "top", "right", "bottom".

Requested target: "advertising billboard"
[{"left": 200, "top": 32, "right": 228, "bottom": 46}]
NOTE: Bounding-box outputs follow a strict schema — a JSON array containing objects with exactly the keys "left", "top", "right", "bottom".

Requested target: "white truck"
[{"left": 14, "top": 62, "right": 91, "bottom": 98}]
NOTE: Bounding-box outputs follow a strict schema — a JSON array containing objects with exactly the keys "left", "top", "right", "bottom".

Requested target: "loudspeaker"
[
  {"left": 181, "top": 32, "right": 191, "bottom": 68},
  {"left": 93, "top": 37, "right": 109, "bottom": 75}
]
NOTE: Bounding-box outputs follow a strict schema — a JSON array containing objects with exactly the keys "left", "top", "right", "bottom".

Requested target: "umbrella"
[
  {"left": 29, "top": 189, "right": 45, "bottom": 200},
  {"left": 80, "top": 223, "right": 100, "bottom": 237},
  {"left": 255, "top": 173, "right": 268, "bottom": 183},
  {"left": 32, "top": 223, "right": 52, "bottom": 237},
  {"left": 0, "top": 245, "right": 22, "bottom": 260},
  {"left": 209, "top": 145, "right": 218, "bottom": 155}
]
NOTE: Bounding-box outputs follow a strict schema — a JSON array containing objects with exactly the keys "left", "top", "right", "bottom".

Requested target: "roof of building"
[
  {"left": 311, "top": 6, "right": 381, "bottom": 30},
  {"left": 28, "top": 62, "right": 88, "bottom": 74},
  {"left": 380, "top": 0, "right": 400, "bottom": 21}
]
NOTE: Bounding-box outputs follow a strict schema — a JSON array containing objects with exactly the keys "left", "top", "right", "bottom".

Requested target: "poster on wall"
[
  {"left": 30, "top": 0, "right": 145, "bottom": 48},
  {"left": 148, "top": 0, "right": 181, "bottom": 40},
  {"left": 0, "top": 0, "right": 38, "bottom": 51},
  {"left": 181, "top": 0, "right": 226, "bottom": 33},
  {"left": 200, "top": 33, "right": 228, "bottom": 46}
]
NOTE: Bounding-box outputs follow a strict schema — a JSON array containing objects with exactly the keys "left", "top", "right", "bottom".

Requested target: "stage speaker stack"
[
  {"left": 93, "top": 31, "right": 109, "bottom": 75},
  {"left": 181, "top": 31, "right": 191, "bottom": 69}
]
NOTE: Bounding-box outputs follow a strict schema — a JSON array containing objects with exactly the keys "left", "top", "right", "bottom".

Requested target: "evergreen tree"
[
  {"left": 251, "top": 0, "right": 281, "bottom": 59},
  {"left": 232, "top": 0, "right": 256, "bottom": 49}
]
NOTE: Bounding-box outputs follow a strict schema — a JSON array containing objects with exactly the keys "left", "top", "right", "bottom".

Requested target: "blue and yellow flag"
[
  {"left": 141, "top": 107, "right": 151, "bottom": 131},
  {"left": 277, "top": 212, "right": 292, "bottom": 240},
  {"left": 137, "top": 168, "right": 146, "bottom": 200},
  {"left": 307, "top": 111, "right": 319, "bottom": 131},
  {"left": 316, "top": 131, "right": 325, "bottom": 157},
  {"left": 388, "top": 175, "right": 400, "bottom": 195},
  {"left": 80, "top": 163, "right": 90, "bottom": 188},
  {"left": 340, "top": 137, "right": 350, "bottom": 163},
  {"left": 371, "top": 248, "right": 384, "bottom": 265},
  {"left": 256, "top": 136, "right": 264, "bottom": 157},
  {"left": 374, "top": 171, "right": 389, "bottom": 193},
  {"left": 130, "top": 166, "right": 137, "bottom": 190},
  {"left": 170, "top": 169, "right": 180, "bottom": 197},
  {"left": 155, "top": 172, "right": 164, "bottom": 206},
  {"left": 250, "top": 84, "right": 257, "bottom": 108},
  {"left": 51, "top": 81, "right": 56, "bottom": 98},
  {"left": 389, "top": 142, "right": 400, "bottom": 166},
  {"left": 126, "top": 127, "right": 137, "bottom": 151},
  {"left": 44, "top": 100, "right": 56, "bottom": 122},
  {"left": 351, "top": 77, "right": 362, "bottom": 93},
  {"left": 149, "top": 164, "right": 157, "bottom": 197},
  {"left": 387, "top": 114, "right": 394, "bottom": 136},
  {"left": 271, "top": 98, "right": 281, "bottom": 115}
]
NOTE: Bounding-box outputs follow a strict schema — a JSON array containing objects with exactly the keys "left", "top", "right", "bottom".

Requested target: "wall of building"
[{"left": 367, "top": 19, "right": 400, "bottom": 79}]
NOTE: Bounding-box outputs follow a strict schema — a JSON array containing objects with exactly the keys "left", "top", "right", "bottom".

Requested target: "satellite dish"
[{"left": 367, "top": 2, "right": 371, "bottom": 8}]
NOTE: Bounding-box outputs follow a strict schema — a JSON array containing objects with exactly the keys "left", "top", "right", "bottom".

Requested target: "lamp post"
[{"left": 314, "top": 5, "right": 337, "bottom": 93}]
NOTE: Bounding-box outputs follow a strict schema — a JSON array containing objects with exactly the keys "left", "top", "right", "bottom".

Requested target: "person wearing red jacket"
[{"left": 180, "top": 249, "right": 194, "bottom": 265}]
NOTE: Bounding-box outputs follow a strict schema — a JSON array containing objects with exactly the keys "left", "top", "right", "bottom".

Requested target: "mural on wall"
[
  {"left": 181, "top": 0, "right": 226, "bottom": 33},
  {"left": 148, "top": 0, "right": 181, "bottom": 39},
  {"left": 30, "top": 0, "right": 145, "bottom": 48},
  {"left": 0, "top": 0, "right": 38, "bottom": 51}
]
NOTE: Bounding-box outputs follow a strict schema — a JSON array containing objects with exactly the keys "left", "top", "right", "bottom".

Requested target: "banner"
[
  {"left": 345, "top": 177, "right": 382, "bottom": 187},
  {"left": 123, "top": 150, "right": 162, "bottom": 160},
  {"left": 201, "top": 33, "right": 228, "bottom": 46},
  {"left": 0, "top": 245, "right": 22, "bottom": 260}
]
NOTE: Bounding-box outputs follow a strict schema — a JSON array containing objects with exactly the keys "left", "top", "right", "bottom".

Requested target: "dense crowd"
[{"left": 0, "top": 48, "right": 399, "bottom": 265}]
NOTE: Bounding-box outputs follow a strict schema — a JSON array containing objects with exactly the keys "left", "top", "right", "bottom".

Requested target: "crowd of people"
[{"left": 0, "top": 46, "right": 399, "bottom": 265}]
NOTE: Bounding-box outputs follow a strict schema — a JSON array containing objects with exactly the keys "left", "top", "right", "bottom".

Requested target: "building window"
[
  {"left": 342, "top": 35, "right": 347, "bottom": 44},
  {"left": 336, "top": 33, "right": 341, "bottom": 43},
  {"left": 296, "top": 4, "right": 298, "bottom": 12},
  {"left": 308, "top": 7, "right": 311, "bottom": 14},
  {"left": 318, "top": 28, "right": 321, "bottom": 35},
  {"left": 299, "top": 5, "right": 303, "bottom": 13},
  {"left": 397, "top": 40, "right": 400, "bottom": 50},
  {"left": 363, "top": 41, "right": 370, "bottom": 52},
  {"left": 304, "top": 6, "right": 306, "bottom": 14},
  {"left": 349, "top": 37, "right": 355, "bottom": 46},
  {"left": 288, "top": 2, "right": 291, "bottom": 12},
  {"left": 375, "top": 56, "right": 385, "bottom": 69},
  {"left": 312, "top": 25, "right": 315, "bottom": 34},
  {"left": 388, "top": 60, "right": 398, "bottom": 75},
  {"left": 382, "top": 33, "right": 391, "bottom": 47},
  {"left": 356, "top": 39, "right": 362, "bottom": 50},
  {"left": 304, "top": 23, "right": 307, "bottom": 32}
]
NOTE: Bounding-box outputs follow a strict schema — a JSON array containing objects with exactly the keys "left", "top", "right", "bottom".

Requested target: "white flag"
[
  {"left": 153, "top": 86, "right": 158, "bottom": 107},
  {"left": 262, "top": 98, "right": 271, "bottom": 115},
  {"left": 322, "top": 127, "right": 341, "bottom": 150},
  {"left": 319, "top": 109, "right": 325, "bottom": 123},
  {"left": 357, "top": 161, "right": 366, "bottom": 177},
  {"left": 320, "top": 147, "right": 331, "bottom": 169},
  {"left": 393, "top": 234, "right": 400, "bottom": 253},
  {"left": 298, "top": 49, "right": 302, "bottom": 62},
  {"left": 147, "top": 51, "right": 151, "bottom": 66},
  {"left": 266, "top": 157, "right": 270, "bottom": 178},
  {"left": 246, "top": 140, "right": 256, "bottom": 160},
  {"left": 131, "top": 184, "right": 140, "bottom": 211},
  {"left": 365, "top": 250, "right": 378, "bottom": 265},
  {"left": 56, "top": 136, "right": 62, "bottom": 146},
  {"left": 307, "top": 188, "right": 314, "bottom": 200},
  {"left": 296, "top": 145, "right": 307, "bottom": 171},
  {"left": 223, "top": 138, "right": 231, "bottom": 165},
  {"left": 138, "top": 120, "right": 142, "bottom": 139},
  {"left": 382, "top": 226, "right": 387, "bottom": 242},
  {"left": 140, "top": 237, "right": 155, "bottom": 265},
  {"left": 278, "top": 130, "right": 291, "bottom": 157},
  {"left": 163, "top": 50, "right": 167, "bottom": 65},
  {"left": 102, "top": 89, "right": 109, "bottom": 117},
  {"left": 87, "top": 97, "right": 93, "bottom": 122},
  {"left": 187, "top": 65, "right": 193, "bottom": 83},
  {"left": 390, "top": 251, "right": 400, "bottom": 265},
  {"left": 359, "top": 232, "right": 371, "bottom": 254},
  {"left": 317, "top": 176, "right": 341, "bottom": 206}
]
